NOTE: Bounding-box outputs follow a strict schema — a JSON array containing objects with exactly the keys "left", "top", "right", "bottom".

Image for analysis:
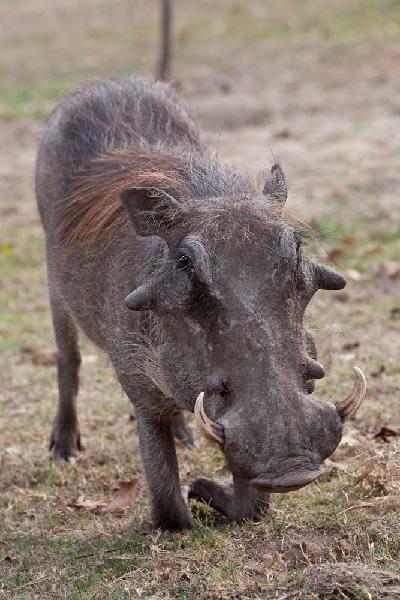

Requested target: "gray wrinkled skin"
[{"left": 36, "top": 77, "right": 345, "bottom": 530}]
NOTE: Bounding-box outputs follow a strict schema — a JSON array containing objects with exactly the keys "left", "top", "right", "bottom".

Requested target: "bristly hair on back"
[
  {"left": 50, "top": 77, "right": 298, "bottom": 254},
  {"left": 59, "top": 147, "right": 194, "bottom": 252},
  {"left": 58, "top": 144, "right": 259, "bottom": 252}
]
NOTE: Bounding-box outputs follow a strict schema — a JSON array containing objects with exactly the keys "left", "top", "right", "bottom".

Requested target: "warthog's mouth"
[
  {"left": 249, "top": 465, "right": 325, "bottom": 493},
  {"left": 193, "top": 367, "right": 367, "bottom": 495}
]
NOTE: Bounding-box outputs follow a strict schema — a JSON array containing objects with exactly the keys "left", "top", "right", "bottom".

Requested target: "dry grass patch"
[{"left": 1, "top": 0, "right": 400, "bottom": 597}]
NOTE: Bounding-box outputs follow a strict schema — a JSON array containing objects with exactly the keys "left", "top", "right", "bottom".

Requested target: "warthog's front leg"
[
  {"left": 189, "top": 476, "right": 270, "bottom": 522},
  {"left": 136, "top": 408, "right": 195, "bottom": 530}
]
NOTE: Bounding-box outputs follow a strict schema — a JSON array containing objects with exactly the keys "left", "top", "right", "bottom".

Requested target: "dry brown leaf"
[
  {"left": 331, "top": 187, "right": 345, "bottom": 199},
  {"left": 342, "top": 341, "right": 360, "bottom": 351},
  {"left": 343, "top": 234, "right": 358, "bottom": 248},
  {"left": 371, "top": 365, "right": 385, "bottom": 378},
  {"left": 362, "top": 244, "right": 382, "bottom": 257},
  {"left": 379, "top": 260, "right": 400, "bottom": 279},
  {"left": 68, "top": 495, "right": 105, "bottom": 512},
  {"left": 391, "top": 306, "right": 400, "bottom": 319},
  {"left": 96, "top": 478, "right": 140, "bottom": 514},
  {"left": 273, "top": 127, "right": 291, "bottom": 139},
  {"left": 327, "top": 248, "right": 344, "bottom": 262},
  {"left": 373, "top": 427, "right": 400, "bottom": 442},
  {"left": 68, "top": 478, "right": 140, "bottom": 515}
]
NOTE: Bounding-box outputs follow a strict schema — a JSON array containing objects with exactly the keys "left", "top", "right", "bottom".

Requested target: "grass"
[
  {"left": 310, "top": 208, "right": 400, "bottom": 271},
  {"left": 1, "top": 225, "right": 399, "bottom": 597},
  {"left": 1, "top": 0, "right": 400, "bottom": 597}
]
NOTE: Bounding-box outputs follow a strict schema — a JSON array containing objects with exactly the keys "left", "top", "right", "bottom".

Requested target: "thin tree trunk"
[{"left": 157, "top": 0, "right": 172, "bottom": 81}]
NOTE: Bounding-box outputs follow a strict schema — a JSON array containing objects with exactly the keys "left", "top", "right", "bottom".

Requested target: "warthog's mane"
[
  {"left": 53, "top": 77, "right": 305, "bottom": 253},
  {"left": 59, "top": 143, "right": 306, "bottom": 252}
]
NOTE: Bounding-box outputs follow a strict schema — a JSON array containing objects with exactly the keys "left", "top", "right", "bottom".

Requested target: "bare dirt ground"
[{"left": 1, "top": 1, "right": 400, "bottom": 598}]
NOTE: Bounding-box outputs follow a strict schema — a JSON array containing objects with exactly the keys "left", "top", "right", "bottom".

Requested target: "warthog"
[{"left": 36, "top": 77, "right": 365, "bottom": 529}]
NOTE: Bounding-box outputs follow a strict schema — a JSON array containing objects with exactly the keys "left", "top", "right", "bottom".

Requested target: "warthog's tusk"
[
  {"left": 336, "top": 366, "right": 366, "bottom": 422},
  {"left": 194, "top": 392, "right": 224, "bottom": 446}
]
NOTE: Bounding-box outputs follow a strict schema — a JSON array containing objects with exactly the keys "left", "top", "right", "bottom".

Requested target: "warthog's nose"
[{"left": 205, "top": 374, "right": 228, "bottom": 397}]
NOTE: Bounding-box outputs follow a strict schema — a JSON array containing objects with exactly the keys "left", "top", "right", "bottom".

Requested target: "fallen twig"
[{"left": 338, "top": 495, "right": 396, "bottom": 514}]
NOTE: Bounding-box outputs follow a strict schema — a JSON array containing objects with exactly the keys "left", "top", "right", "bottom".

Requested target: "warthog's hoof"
[
  {"left": 50, "top": 427, "right": 82, "bottom": 462},
  {"left": 152, "top": 506, "right": 195, "bottom": 530}
]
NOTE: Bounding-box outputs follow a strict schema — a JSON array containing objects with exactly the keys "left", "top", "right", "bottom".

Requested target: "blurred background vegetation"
[{"left": 1, "top": 0, "right": 400, "bottom": 119}]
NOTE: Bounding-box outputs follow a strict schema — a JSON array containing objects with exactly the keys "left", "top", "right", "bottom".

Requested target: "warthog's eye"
[
  {"left": 220, "top": 378, "right": 230, "bottom": 399},
  {"left": 176, "top": 252, "right": 195, "bottom": 278}
]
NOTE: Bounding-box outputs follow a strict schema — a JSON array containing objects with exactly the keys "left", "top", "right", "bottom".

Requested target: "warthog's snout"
[{"left": 195, "top": 367, "right": 366, "bottom": 492}]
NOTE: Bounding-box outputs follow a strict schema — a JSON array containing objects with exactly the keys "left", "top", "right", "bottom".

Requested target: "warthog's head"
[{"left": 121, "top": 164, "right": 365, "bottom": 496}]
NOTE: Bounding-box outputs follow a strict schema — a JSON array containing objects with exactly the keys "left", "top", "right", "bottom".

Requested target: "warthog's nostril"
[{"left": 205, "top": 374, "right": 228, "bottom": 397}]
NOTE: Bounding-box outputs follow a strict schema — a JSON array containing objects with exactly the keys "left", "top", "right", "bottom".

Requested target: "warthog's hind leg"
[{"left": 49, "top": 294, "right": 82, "bottom": 461}]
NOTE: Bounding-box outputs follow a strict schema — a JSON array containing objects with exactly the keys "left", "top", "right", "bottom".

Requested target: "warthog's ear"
[
  {"left": 263, "top": 164, "right": 287, "bottom": 205},
  {"left": 120, "top": 187, "right": 187, "bottom": 237}
]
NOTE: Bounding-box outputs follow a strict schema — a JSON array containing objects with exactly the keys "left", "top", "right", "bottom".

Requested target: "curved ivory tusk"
[
  {"left": 194, "top": 392, "right": 224, "bottom": 446},
  {"left": 336, "top": 366, "right": 366, "bottom": 422}
]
